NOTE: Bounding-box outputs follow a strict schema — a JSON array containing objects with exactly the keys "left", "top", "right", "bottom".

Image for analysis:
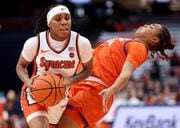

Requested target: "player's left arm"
[
  {"left": 109, "top": 42, "right": 148, "bottom": 93},
  {"left": 69, "top": 58, "right": 93, "bottom": 85},
  {"left": 99, "top": 42, "right": 148, "bottom": 112},
  {"left": 64, "top": 35, "right": 93, "bottom": 86}
]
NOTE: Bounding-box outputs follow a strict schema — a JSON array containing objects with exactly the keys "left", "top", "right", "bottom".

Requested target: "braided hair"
[
  {"left": 151, "top": 25, "right": 175, "bottom": 61},
  {"left": 33, "top": 4, "right": 60, "bottom": 34}
]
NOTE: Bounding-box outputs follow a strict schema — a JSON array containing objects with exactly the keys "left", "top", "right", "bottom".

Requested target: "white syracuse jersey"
[
  {"left": 20, "top": 31, "right": 90, "bottom": 124},
  {"left": 34, "top": 31, "right": 80, "bottom": 77}
]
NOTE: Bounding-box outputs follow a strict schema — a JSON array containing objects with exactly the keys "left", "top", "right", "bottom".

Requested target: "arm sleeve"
[
  {"left": 77, "top": 35, "right": 92, "bottom": 63},
  {"left": 126, "top": 42, "right": 148, "bottom": 68},
  {"left": 21, "top": 36, "right": 38, "bottom": 62}
]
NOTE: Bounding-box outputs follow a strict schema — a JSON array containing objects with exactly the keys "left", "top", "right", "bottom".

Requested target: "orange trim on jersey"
[
  {"left": 76, "top": 34, "right": 81, "bottom": 62},
  {"left": 31, "top": 34, "right": 40, "bottom": 76},
  {"left": 74, "top": 34, "right": 81, "bottom": 75},
  {"left": 46, "top": 31, "right": 71, "bottom": 54}
]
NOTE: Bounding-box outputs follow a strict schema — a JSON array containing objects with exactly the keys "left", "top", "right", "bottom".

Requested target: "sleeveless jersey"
[
  {"left": 92, "top": 38, "right": 148, "bottom": 86},
  {"left": 33, "top": 31, "right": 80, "bottom": 77}
]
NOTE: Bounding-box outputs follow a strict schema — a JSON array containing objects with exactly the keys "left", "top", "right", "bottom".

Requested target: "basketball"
[{"left": 31, "top": 72, "right": 66, "bottom": 107}]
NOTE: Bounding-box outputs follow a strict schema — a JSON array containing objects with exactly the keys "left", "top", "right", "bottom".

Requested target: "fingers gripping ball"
[{"left": 31, "top": 73, "right": 65, "bottom": 107}]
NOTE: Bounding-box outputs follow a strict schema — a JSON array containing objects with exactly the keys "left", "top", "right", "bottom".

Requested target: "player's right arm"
[
  {"left": 16, "top": 55, "right": 31, "bottom": 85},
  {"left": 16, "top": 36, "right": 38, "bottom": 87}
]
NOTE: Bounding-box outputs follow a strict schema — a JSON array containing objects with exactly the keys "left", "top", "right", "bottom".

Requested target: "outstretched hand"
[{"left": 99, "top": 88, "right": 113, "bottom": 113}]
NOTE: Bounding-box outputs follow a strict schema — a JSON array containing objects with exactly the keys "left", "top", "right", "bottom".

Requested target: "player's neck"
[
  {"left": 133, "top": 36, "right": 146, "bottom": 44},
  {"left": 132, "top": 36, "right": 150, "bottom": 50}
]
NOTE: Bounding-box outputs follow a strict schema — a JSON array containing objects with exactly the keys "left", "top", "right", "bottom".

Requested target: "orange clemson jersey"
[{"left": 92, "top": 38, "right": 148, "bottom": 86}]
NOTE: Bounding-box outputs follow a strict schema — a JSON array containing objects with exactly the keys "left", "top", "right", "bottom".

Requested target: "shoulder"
[
  {"left": 126, "top": 41, "right": 148, "bottom": 58},
  {"left": 24, "top": 36, "right": 38, "bottom": 46},
  {"left": 127, "top": 41, "right": 147, "bottom": 50},
  {"left": 77, "top": 34, "right": 91, "bottom": 48},
  {"left": 21, "top": 36, "right": 39, "bottom": 62},
  {"left": 126, "top": 42, "right": 148, "bottom": 68},
  {"left": 78, "top": 34, "right": 90, "bottom": 42},
  {"left": 22, "top": 36, "right": 39, "bottom": 53}
]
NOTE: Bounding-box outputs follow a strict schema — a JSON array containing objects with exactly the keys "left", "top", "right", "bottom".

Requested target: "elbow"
[
  {"left": 16, "top": 63, "right": 25, "bottom": 74},
  {"left": 16, "top": 64, "right": 20, "bottom": 74},
  {"left": 16, "top": 64, "right": 23, "bottom": 76}
]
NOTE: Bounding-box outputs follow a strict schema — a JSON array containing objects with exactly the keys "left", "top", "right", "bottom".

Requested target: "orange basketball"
[{"left": 31, "top": 72, "right": 66, "bottom": 107}]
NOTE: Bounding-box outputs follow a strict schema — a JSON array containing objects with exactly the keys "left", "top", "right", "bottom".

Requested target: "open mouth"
[{"left": 60, "top": 28, "right": 69, "bottom": 32}]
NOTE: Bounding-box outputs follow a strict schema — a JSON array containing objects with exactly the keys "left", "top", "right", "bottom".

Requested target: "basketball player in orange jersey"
[
  {"left": 56, "top": 24, "right": 175, "bottom": 128},
  {"left": 16, "top": 4, "right": 93, "bottom": 128}
]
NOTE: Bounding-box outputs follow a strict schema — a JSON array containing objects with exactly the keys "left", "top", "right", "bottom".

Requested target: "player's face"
[
  {"left": 135, "top": 24, "right": 162, "bottom": 38},
  {"left": 49, "top": 13, "right": 72, "bottom": 41},
  {"left": 135, "top": 24, "right": 162, "bottom": 47}
]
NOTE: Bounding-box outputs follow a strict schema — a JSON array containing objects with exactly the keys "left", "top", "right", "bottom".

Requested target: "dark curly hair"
[
  {"left": 151, "top": 24, "right": 175, "bottom": 61},
  {"left": 33, "top": 4, "right": 69, "bottom": 34}
]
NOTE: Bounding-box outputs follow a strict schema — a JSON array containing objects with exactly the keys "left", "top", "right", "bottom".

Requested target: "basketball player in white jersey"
[{"left": 16, "top": 4, "right": 93, "bottom": 128}]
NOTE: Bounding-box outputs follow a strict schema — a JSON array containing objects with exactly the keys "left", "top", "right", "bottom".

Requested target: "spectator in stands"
[
  {"left": 127, "top": 88, "right": 144, "bottom": 105},
  {"left": 166, "top": 70, "right": 179, "bottom": 87},
  {"left": 3, "top": 90, "right": 27, "bottom": 128},
  {"left": 0, "top": 91, "right": 6, "bottom": 128},
  {"left": 176, "top": 87, "right": 180, "bottom": 104},
  {"left": 170, "top": 52, "right": 180, "bottom": 66},
  {"left": 150, "top": 60, "right": 161, "bottom": 81}
]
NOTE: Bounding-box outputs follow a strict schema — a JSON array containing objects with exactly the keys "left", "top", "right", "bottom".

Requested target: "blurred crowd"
[{"left": 0, "top": 90, "right": 27, "bottom": 128}]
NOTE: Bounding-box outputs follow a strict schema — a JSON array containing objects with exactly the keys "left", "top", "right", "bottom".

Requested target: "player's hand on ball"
[{"left": 26, "top": 75, "right": 38, "bottom": 99}]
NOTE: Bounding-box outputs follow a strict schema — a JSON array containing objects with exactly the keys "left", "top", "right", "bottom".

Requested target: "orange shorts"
[
  {"left": 20, "top": 85, "right": 47, "bottom": 123},
  {"left": 64, "top": 81, "right": 113, "bottom": 127}
]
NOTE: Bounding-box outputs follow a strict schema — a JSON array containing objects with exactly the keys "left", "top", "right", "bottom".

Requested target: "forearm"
[
  {"left": 110, "top": 61, "right": 136, "bottom": 94},
  {"left": 16, "top": 65, "right": 30, "bottom": 84},
  {"left": 110, "top": 73, "right": 131, "bottom": 94},
  {"left": 70, "top": 68, "right": 92, "bottom": 85}
]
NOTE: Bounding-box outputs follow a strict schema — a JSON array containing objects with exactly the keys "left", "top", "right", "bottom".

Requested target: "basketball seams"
[
  {"left": 31, "top": 86, "right": 65, "bottom": 91},
  {"left": 58, "top": 77, "right": 65, "bottom": 99},
  {"left": 31, "top": 78, "right": 53, "bottom": 105},
  {"left": 32, "top": 78, "right": 53, "bottom": 90},
  {"left": 31, "top": 73, "right": 65, "bottom": 107},
  {"left": 48, "top": 73, "right": 58, "bottom": 106}
]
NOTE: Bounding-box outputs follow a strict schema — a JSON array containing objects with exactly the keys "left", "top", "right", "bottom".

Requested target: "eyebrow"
[
  {"left": 150, "top": 24, "right": 160, "bottom": 29},
  {"left": 152, "top": 24, "right": 161, "bottom": 27}
]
